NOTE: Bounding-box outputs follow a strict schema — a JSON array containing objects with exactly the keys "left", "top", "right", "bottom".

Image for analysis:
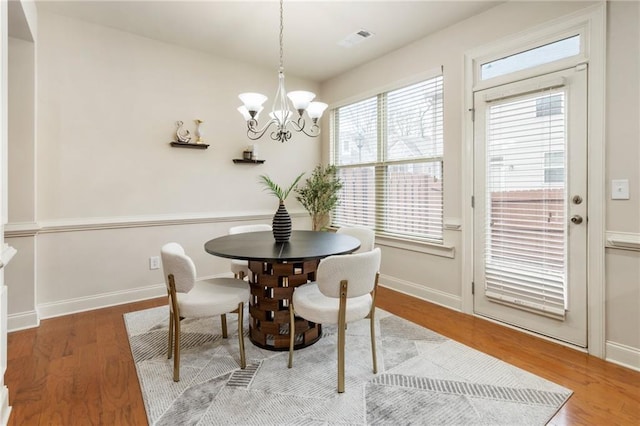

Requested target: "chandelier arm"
[
  {"left": 246, "top": 118, "right": 278, "bottom": 141},
  {"left": 289, "top": 117, "right": 321, "bottom": 138}
]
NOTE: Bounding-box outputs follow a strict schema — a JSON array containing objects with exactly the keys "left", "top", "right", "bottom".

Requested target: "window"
[
  {"left": 480, "top": 35, "right": 581, "bottom": 81},
  {"left": 544, "top": 151, "right": 564, "bottom": 183},
  {"left": 332, "top": 75, "right": 444, "bottom": 242},
  {"left": 536, "top": 94, "right": 563, "bottom": 117}
]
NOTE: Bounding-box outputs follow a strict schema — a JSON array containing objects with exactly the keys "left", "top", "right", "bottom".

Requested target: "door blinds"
[{"left": 483, "top": 86, "right": 568, "bottom": 319}]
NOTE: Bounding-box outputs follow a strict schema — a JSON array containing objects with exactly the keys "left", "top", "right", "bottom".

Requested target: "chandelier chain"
[{"left": 279, "top": 0, "right": 284, "bottom": 74}]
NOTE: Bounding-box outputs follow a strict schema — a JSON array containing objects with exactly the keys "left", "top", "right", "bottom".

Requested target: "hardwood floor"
[{"left": 6, "top": 287, "right": 639, "bottom": 425}]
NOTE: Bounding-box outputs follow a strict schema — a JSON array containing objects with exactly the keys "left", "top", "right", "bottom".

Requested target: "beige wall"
[
  {"left": 321, "top": 0, "right": 639, "bottom": 367},
  {"left": 36, "top": 13, "right": 320, "bottom": 220}
]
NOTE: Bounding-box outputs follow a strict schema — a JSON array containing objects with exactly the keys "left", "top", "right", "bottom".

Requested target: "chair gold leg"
[
  {"left": 237, "top": 302, "right": 246, "bottom": 369},
  {"left": 338, "top": 280, "right": 348, "bottom": 393},
  {"left": 288, "top": 303, "right": 295, "bottom": 368},
  {"left": 221, "top": 314, "right": 228, "bottom": 338},
  {"left": 370, "top": 272, "right": 380, "bottom": 374},
  {"left": 370, "top": 314, "right": 378, "bottom": 374},
  {"left": 173, "top": 316, "right": 181, "bottom": 382},
  {"left": 168, "top": 310, "right": 174, "bottom": 359}
]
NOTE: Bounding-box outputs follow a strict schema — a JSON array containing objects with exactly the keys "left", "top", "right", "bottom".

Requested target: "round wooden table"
[{"left": 204, "top": 230, "right": 360, "bottom": 350}]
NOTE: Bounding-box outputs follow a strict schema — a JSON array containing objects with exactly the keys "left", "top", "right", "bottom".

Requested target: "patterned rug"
[{"left": 124, "top": 306, "right": 572, "bottom": 425}]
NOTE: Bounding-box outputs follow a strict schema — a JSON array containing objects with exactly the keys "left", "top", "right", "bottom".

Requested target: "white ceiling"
[{"left": 34, "top": 0, "right": 502, "bottom": 82}]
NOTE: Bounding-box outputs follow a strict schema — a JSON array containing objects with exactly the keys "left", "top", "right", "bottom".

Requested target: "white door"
[{"left": 473, "top": 66, "right": 587, "bottom": 347}]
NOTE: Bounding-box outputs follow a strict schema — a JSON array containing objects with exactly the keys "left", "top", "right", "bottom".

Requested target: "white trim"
[
  {"left": 4, "top": 221, "right": 39, "bottom": 237},
  {"left": 4, "top": 210, "right": 306, "bottom": 236},
  {"left": 606, "top": 231, "right": 640, "bottom": 251},
  {"left": 0, "top": 385, "right": 10, "bottom": 426},
  {"left": 7, "top": 309, "right": 38, "bottom": 332},
  {"left": 35, "top": 272, "right": 236, "bottom": 322},
  {"left": 376, "top": 235, "right": 455, "bottom": 259},
  {"left": 37, "top": 283, "right": 166, "bottom": 320},
  {"left": 584, "top": 2, "right": 607, "bottom": 360},
  {"left": 605, "top": 341, "right": 640, "bottom": 372},
  {"left": 380, "top": 275, "right": 461, "bottom": 312},
  {"left": 462, "top": 3, "right": 606, "bottom": 357}
]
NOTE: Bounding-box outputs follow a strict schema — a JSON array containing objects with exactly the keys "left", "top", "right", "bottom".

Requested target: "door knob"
[{"left": 570, "top": 215, "right": 583, "bottom": 224}]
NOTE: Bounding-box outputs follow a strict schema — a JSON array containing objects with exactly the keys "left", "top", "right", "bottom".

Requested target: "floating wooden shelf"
[
  {"left": 170, "top": 141, "right": 209, "bottom": 149},
  {"left": 233, "top": 159, "right": 265, "bottom": 164}
]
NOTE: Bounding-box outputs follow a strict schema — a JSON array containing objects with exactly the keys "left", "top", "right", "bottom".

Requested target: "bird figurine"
[{"left": 175, "top": 120, "right": 192, "bottom": 143}]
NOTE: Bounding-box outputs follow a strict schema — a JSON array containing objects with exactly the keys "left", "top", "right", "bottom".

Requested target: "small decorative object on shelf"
[
  {"left": 171, "top": 120, "right": 209, "bottom": 149},
  {"left": 194, "top": 119, "right": 204, "bottom": 144},
  {"left": 175, "top": 120, "right": 192, "bottom": 143},
  {"left": 233, "top": 144, "right": 261, "bottom": 162}
]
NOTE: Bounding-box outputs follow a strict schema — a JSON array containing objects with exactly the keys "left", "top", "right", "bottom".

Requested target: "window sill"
[
  {"left": 375, "top": 234, "right": 455, "bottom": 259},
  {"left": 327, "top": 227, "right": 455, "bottom": 258}
]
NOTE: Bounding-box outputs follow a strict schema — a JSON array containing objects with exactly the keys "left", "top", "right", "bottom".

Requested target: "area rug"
[{"left": 124, "top": 306, "right": 572, "bottom": 425}]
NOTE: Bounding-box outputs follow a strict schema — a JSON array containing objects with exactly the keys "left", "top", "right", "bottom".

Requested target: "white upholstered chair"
[
  {"left": 288, "top": 247, "right": 381, "bottom": 393},
  {"left": 336, "top": 225, "right": 375, "bottom": 253},
  {"left": 161, "top": 242, "right": 249, "bottom": 382},
  {"left": 228, "top": 224, "right": 272, "bottom": 280}
]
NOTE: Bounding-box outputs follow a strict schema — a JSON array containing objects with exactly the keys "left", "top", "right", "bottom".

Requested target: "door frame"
[{"left": 461, "top": 4, "right": 606, "bottom": 357}]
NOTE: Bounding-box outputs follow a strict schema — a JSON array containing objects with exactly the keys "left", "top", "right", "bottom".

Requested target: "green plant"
[
  {"left": 259, "top": 173, "right": 304, "bottom": 202},
  {"left": 295, "top": 164, "right": 343, "bottom": 231}
]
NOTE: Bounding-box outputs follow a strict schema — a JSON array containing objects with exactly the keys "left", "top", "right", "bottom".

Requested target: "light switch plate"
[{"left": 611, "top": 179, "right": 630, "bottom": 200}]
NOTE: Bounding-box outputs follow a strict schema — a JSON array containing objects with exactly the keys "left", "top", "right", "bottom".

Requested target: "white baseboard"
[
  {"left": 37, "top": 283, "right": 166, "bottom": 320},
  {"left": 7, "top": 310, "right": 39, "bottom": 332},
  {"left": 0, "top": 386, "right": 10, "bottom": 426},
  {"left": 380, "top": 274, "right": 462, "bottom": 312},
  {"left": 606, "top": 341, "right": 640, "bottom": 372}
]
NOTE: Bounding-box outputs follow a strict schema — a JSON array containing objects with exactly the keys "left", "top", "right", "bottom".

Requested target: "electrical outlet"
[{"left": 149, "top": 256, "right": 160, "bottom": 270}]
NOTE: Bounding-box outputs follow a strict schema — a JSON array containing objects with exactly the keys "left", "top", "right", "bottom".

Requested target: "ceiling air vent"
[{"left": 338, "top": 29, "right": 374, "bottom": 48}]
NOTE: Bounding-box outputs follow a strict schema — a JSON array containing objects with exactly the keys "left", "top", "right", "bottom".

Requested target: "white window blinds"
[
  {"left": 332, "top": 75, "right": 444, "bottom": 242},
  {"left": 484, "top": 88, "right": 567, "bottom": 318}
]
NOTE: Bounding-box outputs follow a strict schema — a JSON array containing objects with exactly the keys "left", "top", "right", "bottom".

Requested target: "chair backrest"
[
  {"left": 336, "top": 226, "right": 375, "bottom": 253},
  {"left": 229, "top": 224, "right": 272, "bottom": 235},
  {"left": 160, "top": 242, "right": 197, "bottom": 293},
  {"left": 316, "top": 248, "right": 381, "bottom": 298}
]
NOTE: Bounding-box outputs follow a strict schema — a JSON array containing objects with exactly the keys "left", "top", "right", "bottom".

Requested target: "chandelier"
[{"left": 237, "top": 0, "right": 327, "bottom": 143}]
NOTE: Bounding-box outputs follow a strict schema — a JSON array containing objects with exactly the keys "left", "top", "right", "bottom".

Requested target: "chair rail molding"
[
  {"left": 606, "top": 231, "right": 640, "bottom": 251},
  {"left": 5, "top": 211, "right": 308, "bottom": 236}
]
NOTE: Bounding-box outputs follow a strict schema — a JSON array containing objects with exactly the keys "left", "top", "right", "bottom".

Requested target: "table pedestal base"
[{"left": 248, "top": 259, "right": 321, "bottom": 351}]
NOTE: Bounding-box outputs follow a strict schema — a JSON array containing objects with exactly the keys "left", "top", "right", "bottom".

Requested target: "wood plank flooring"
[{"left": 5, "top": 287, "right": 639, "bottom": 425}]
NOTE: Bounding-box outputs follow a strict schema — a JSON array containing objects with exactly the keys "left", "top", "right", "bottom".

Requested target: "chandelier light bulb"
[
  {"left": 287, "top": 91, "right": 316, "bottom": 113},
  {"left": 239, "top": 92, "right": 268, "bottom": 114},
  {"left": 306, "top": 102, "right": 328, "bottom": 120}
]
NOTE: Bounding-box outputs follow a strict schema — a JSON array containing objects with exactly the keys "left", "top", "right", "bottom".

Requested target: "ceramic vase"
[
  {"left": 195, "top": 119, "right": 204, "bottom": 144},
  {"left": 272, "top": 201, "right": 292, "bottom": 243}
]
